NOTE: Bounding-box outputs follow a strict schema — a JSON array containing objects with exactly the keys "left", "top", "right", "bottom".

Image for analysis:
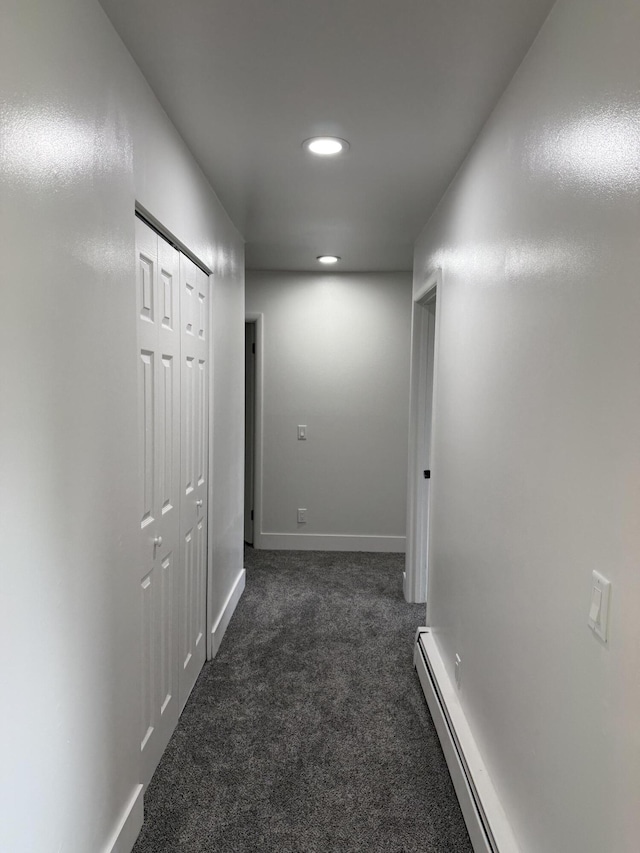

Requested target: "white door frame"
[
  {"left": 404, "top": 268, "right": 442, "bottom": 604},
  {"left": 245, "top": 313, "right": 264, "bottom": 549}
]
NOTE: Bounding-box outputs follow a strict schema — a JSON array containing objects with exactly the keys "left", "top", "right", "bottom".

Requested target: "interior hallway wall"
[
  {"left": 414, "top": 0, "right": 640, "bottom": 850},
  {"left": 246, "top": 271, "right": 412, "bottom": 551},
  {"left": 0, "top": 1, "right": 244, "bottom": 851}
]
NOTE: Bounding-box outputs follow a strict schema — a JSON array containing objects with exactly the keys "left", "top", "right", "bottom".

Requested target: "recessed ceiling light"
[
  {"left": 303, "top": 137, "right": 349, "bottom": 156},
  {"left": 317, "top": 255, "right": 340, "bottom": 264}
]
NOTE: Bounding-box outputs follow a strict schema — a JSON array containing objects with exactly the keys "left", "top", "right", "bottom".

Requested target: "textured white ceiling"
[{"left": 99, "top": 0, "right": 556, "bottom": 271}]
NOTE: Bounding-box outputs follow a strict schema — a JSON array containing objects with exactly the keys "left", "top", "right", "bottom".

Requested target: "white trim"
[
  {"left": 103, "top": 784, "right": 144, "bottom": 853},
  {"left": 414, "top": 629, "right": 520, "bottom": 853},
  {"left": 254, "top": 532, "right": 405, "bottom": 552},
  {"left": 206, "top": 270, "right": 216, "bottom": 659},
  {"left": 245, "top": 312, "right": 264, "bottom": 553},
  {"left": 210, "top": 568, "right": 246, "bottom": 658},
  {"left": 405, "top": 268, "right": 442, "bottom": 603},
  {"left": 425, "top": 278, "right": 443, "bottom": 620},
  {"left": 414, "top": 270, "right": 440, "bottom": 305},
  {"left": 135, "top": 206, "right": 210, "bottom": 274}
]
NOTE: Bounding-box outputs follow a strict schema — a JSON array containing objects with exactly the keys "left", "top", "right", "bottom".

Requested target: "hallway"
[{"left": 133, "top": 550, "right": 472, "bottom": 852}]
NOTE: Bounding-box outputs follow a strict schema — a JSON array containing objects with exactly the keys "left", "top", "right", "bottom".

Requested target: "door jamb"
[{"left": 405, "top": 268, "right": 442, "bottom": 604}]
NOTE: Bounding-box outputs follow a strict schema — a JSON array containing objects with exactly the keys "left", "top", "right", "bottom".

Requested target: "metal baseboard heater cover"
[{"left": 414, "top": 629, "right": 520, "bottom": 853}]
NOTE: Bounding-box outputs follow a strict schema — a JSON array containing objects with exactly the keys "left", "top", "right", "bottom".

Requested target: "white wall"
[
  {"left": 246, "top": 271, "right": 411, "bottom": 551},
  {"left": 415, "top": 0, "right": 640, "bottom": 850},
  {"left": 0, "top": 1, "right": 244, "bottom": 851}
]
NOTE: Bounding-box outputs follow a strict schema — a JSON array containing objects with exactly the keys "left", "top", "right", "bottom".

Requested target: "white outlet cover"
[{"left": 588, "top": 570, "right": 611, "bottom": 644}]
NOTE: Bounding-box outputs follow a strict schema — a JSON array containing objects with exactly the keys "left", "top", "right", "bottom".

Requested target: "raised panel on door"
[
  {"left": 195, "top": 516, "right": 207, "bottom": 650},
  {"left": 157, "top": 234, "right": 181, "bottom": 544},
  {"left": 179, "top": 255, "right": 209, "bottom": 710},
  {"left": 139, "top": 350, "right": 155, "bottom": 532},
  {"left": 140, "top": 572, "right": 154, "bottom": 754},
  {"left": 157, "top": 550, "right": 176, "bottom": 716},
  {"left": 136, "top": 217, "right": 181, "bottom": 787}
]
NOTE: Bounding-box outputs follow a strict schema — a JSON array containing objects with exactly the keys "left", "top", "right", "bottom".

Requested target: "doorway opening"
[
  {"left": 244, "top": 314, "right": 263, "bottom": 549},
  {"left": 245, "top": 321, "right": 256, "bottom": 545},
  {"left": 405, "top": 269, "right": 441, "bottom": 604}
]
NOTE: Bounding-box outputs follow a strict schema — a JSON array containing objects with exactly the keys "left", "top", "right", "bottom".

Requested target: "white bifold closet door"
[
  {"left": 135, "top": 218, "right": 209, "bottom": 787},
  {"left": 178, "top": 253, "right": 209, "bottom": 708}
]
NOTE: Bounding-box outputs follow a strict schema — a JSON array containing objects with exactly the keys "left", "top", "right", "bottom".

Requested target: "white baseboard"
[
  {"left": 103, "top": 784, "right": 143, "bottom": 853},
  {"left": 254, "top": 532, "right": 406, "bottom": 552},
  {"left": 210, "top": 568, "right": 246, "bottom": 659},
  {"left": 414, "top": 629, "right": 519, "bottom": 853}
]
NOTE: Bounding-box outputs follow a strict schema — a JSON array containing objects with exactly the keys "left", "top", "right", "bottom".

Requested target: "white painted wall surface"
[
  {"left": 0, "top": 1, "right": 244, "bottom": 851},
  {"left": 415, "top": 0, "right": 640, "bottom": 850},
  {"left": 209, "top": 247, "right": 246, "bottom": 628},
  {"left": 246, "top": 271, "right": 411, "bottom": 551}
]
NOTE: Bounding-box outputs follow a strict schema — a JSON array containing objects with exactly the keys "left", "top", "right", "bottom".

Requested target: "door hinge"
[
  {"left": 423, "top": 470, "right": 431, "bottom": 479},
  {"left": 251, "top": 510, "right": 254, "bottom": 520},
  {"left": 252, "top": 343, "right": 255, "bottom": 354}
]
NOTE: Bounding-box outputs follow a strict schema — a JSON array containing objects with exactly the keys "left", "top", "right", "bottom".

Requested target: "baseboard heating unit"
[{"left": 414, "top": 628, "right": 520, "bottom": 853}]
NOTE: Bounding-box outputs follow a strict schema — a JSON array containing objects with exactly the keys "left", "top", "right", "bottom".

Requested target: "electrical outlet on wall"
[
  {"left": 297, "top": 508, "right": 307, "bottom": 524},
  {"left": 455, "top": 654, "right": 462, "bottom": 688}
]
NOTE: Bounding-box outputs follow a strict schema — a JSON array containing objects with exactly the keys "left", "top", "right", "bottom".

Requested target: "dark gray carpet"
[{"left": 133, "top": 549, "right": 473, "bottom": 852}]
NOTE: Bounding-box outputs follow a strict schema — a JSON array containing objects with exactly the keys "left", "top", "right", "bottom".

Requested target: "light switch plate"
[
  {"left": 588, "top": 570, "right": 611, "bottom": 644},
  {"left": 297, "top": 425, "right": 307, "bottom": 440}
]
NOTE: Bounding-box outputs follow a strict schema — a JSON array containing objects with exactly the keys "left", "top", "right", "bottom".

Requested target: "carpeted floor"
[{"left": 133, "top": 549, "right": 473, "bottom": 852}]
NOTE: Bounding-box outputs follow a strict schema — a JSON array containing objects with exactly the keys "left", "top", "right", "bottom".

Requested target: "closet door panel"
[
  {"left": 157, "top": 234, "right": 181, "bottom": 546},
  {"left": 136, "top": 218, "right": 181, "bottom": 787},
  {"left": 179, "top": 255, "right": 208, "bottom": 710}
]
